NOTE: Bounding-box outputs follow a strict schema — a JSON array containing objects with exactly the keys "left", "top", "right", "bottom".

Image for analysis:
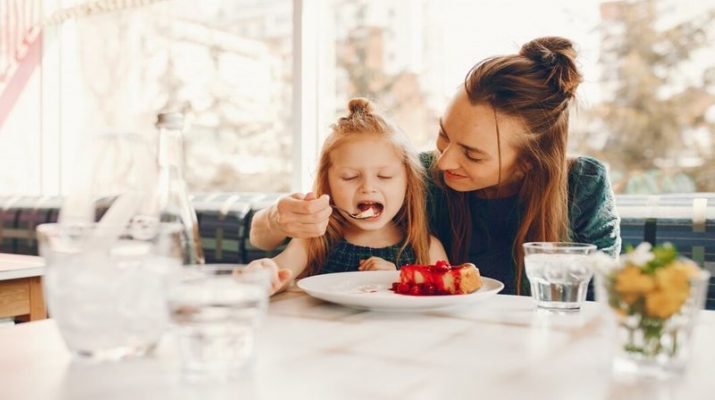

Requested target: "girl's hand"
[
  {"left": 358, "top": 257, "right": 397, "bottom": 271},
  {"left": 246, "top": 258, "right": 293, "bottom": 295}
]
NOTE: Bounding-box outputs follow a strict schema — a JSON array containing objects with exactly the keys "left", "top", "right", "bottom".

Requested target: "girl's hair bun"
[{"left": 347, "top": 97, "right": 373, "bottom": 115}]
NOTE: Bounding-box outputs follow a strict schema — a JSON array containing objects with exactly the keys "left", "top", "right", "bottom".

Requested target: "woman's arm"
[
  {"left": 428, "top": 235, "right": 449, "bottom": 264},
  {"left": 568, "top": 157, "right": 622, "bottom": 257},
  {"left": 249, "top": 192, "right": 332, "bottom": 250},
  {"left": 249, "top": 206, "right": 289, "bottom": 251}
]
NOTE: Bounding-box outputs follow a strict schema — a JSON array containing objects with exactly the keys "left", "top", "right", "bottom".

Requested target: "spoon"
[{"left": 332, "top": 205, "right": 378, "bottom": 220}]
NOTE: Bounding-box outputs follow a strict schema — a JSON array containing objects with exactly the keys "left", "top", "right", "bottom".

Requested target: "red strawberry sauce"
[{"left": 391, "top": 260, "right": 464, "bottom": 296}]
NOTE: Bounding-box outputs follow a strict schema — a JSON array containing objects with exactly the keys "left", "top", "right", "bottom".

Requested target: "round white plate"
[{"left": 297, "top": 271, "right": 504, "bottom": 311}]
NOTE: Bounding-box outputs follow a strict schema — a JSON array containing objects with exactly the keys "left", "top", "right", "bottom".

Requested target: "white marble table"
[{"left": 1, "top": 292, "right": 713, "bottom": 400}]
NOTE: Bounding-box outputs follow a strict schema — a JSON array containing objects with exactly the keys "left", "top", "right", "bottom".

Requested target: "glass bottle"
[{"left": 155, "top": 111, "right": 205, "bottom": 265}]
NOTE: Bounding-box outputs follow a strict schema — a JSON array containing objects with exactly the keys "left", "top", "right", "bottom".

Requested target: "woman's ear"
[{"left": 513, "top": 160, "right": 531, "bottom": 180}]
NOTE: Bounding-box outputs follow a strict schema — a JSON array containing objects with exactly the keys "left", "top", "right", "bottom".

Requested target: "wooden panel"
[
  {"left": 28, "top": 277, "right": 47, "bottom": 320},
  {"left": 0, "top": 279, "right": 30, "bottom": 318}
]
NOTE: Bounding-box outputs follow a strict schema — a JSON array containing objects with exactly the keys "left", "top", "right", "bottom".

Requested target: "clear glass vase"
[{"left": 595, "top": 264, "right": 710, "bottom": 378}]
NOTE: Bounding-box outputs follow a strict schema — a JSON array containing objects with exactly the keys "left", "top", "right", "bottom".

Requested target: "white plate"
[{"left": 297, "top": 271, "right": 504, "bottom": 312}]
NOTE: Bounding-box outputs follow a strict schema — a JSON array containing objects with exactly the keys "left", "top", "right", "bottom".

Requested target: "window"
[
  {"left": 82, "top": 0, "right": 293, "bottom": 193},
  {"left": 327, "top": 0, "right": 715, "bottom": 194},
  {"left": 0, "top": 0, "right": 43, "bottom": 194},
  {"left": 3, "top": 0, "right": 294, "bottom": 195},
  {"left": 1, "top": 0, "right": 713, "bottom": 196}
]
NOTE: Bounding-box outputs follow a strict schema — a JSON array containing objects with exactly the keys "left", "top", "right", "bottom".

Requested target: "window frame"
[{"left": 40, "top": 0, "right": 327, "bottom": 195}]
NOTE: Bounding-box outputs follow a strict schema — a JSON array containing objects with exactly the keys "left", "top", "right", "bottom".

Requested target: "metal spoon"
[{"left": 332, "top": 205, "right": 378, "bottom": 220}]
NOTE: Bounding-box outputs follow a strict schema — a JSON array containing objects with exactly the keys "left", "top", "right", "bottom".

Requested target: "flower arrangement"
[{"left": 600, "top": 242, "right": 703, "bottom": 360}]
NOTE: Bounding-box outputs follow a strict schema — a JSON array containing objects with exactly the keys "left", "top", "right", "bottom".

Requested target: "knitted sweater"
[{"left": 422, "top": 153, "right": 621, "bottom": 295}]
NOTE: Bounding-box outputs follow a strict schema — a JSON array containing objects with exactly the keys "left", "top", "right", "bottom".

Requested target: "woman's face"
[{"left": 436, "top": 88, "right": 525, "bottom": 193}]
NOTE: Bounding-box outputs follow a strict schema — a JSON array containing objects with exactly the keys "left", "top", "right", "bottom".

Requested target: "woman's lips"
[{"left": 444, "top": 170, "right": 468, "bottom": 180}]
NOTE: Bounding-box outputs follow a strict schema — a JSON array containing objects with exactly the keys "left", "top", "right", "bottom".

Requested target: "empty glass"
[
  {"left": 524, "top": 242, "right": 598, "bottom": 311},
  {"left": 165, "top": 265, "right": 270, "bottom": 380}
]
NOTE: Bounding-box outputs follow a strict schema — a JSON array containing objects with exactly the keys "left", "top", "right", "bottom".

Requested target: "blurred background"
[{"left": 1, "top": 0, "right": 714, "bottom": 195}]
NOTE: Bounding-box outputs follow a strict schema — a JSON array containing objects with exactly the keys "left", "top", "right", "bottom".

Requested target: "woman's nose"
[{"left": 436, "top": 145, "right": 459, "bottom": 171}]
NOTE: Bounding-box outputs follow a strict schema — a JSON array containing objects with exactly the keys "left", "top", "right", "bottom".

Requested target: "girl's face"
[
  {"left": 328, "top": 135, "right": 407, "bottom": 231},
  {"left": 436, "top": 88, "right": 525, "bottom": 192}
]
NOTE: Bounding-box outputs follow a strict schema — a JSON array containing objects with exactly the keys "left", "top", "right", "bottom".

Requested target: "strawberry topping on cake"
[{"left": 391, "top": 260, "right": 482, "bottom": 296}]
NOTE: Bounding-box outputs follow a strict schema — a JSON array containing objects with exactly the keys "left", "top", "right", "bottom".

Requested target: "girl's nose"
[{"left": 359, "top": 176, "right": 377, "bottom": 193}]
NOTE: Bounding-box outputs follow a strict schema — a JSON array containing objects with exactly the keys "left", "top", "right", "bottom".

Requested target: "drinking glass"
[
  {"left": 37, "top": 222, "right": 182, "bottom": 360},
  {"left": 36, "top": 130, "right": 183, "bottom": 360},
  {"left": 165, "top": 265, "right": 270, "bottom": 380},
  {"left": 524, "top": 242, "right": 598, "bottom": 311}
]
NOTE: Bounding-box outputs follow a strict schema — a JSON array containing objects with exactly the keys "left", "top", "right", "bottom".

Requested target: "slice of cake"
[{"left": 391, "top": 260, "right": 482, "bottom": 296}]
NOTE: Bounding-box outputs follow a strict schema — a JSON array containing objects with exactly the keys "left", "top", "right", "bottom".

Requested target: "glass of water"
[
  {"left": 524, "top": 242, "right": 598, "bottom": 311},
  {"left": 166, "top": 264, "right": 270, "bottom": 380},
  {"left": 37, "top": 222, "right": 183, "bottom": 360}
]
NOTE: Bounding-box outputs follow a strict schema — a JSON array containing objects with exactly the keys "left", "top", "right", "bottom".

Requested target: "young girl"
[{"left": 248, "top": 98, "right": 448, "bottom": 294}]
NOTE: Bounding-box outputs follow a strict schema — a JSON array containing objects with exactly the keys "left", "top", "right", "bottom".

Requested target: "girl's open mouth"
[{"left": 353, "top": 201, "right": 384, "bottom": 219}]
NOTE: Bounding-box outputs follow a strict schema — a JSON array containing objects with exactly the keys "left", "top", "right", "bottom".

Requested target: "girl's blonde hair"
[{"left": 305, "top": 98, "right": 430, "bottom": 275}]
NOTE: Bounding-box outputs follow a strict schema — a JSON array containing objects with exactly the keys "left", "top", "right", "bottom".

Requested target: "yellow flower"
[
  {"left": 643, "top": 262, "right": 695, "bottom": 319},
  {"left": 614, "top": 266, "right": 655, "bottom": 305},
  {"left": 645, "top": 289, "right": 684, "bottom": 319},
  {"left": 655, "top": 263, "right": 690, "bottom": 295},
  {"left": 670, "top": 260, "right": 700, "bottom": 279}
]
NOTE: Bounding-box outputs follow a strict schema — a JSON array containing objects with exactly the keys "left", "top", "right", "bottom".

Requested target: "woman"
[{"left": 249, "top": 36, "right": 621, "bottom": 295}]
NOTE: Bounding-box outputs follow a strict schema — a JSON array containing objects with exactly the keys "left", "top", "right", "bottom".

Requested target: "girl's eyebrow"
[
  {"left": 439, "top": 119, "right": 488, "bottom": 156},
  {"left": 334, "top": 161, "right": 400, "bottom": 169},
  {"left": 337, "top": 166, "right": 398, "bottom": 171}
]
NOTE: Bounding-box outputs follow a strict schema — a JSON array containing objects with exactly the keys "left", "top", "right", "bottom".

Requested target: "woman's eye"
[
  {"left": 465, "top": 154, "right": 483, "bottom": 162},
  {"left": 378, "top": 175, "right": 393, "bottom": 180},
  {"left": 341, "top": 176, "right": 357, "bottom": 181},
  {"left": 436, "top": 135, "right": 447, "bottom": 153}
]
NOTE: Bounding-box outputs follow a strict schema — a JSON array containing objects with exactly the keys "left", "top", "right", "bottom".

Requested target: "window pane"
[
  {"left": 331, "top": 0, "right": 440, "bottom": 153},
  {"left": 329, "top": 0, "right": 715, "bottom": 194},
  {"left": 0, "top": 0, "right": 43, "bottom": 195},
  {"left": 60, "top": 0, "right": 293, "bottom": 193}
]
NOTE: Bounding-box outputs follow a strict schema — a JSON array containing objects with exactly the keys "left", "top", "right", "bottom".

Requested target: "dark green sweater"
[{"left": 421, "top": 153, "right": 622, "bottom": 295}]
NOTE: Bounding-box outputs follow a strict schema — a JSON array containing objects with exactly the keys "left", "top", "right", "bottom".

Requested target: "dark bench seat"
[{"left": 2, "top": 193, "right": 714, "bottom": 309}]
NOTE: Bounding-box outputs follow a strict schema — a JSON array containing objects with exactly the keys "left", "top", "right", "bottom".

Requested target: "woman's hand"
[
  {"left": 358, "top": 257, "right": 397, "bottom": 271},
  {"left": 270, "top": 192, "right": 332, "bottom": 239},
  {"left": 250, "top": 192, "right": 332, "bottom": 251},
  {"left": 246, "top": 258, "right": 293, "bottom": 295}
]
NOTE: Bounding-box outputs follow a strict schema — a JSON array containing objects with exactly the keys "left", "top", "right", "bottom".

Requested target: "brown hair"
[
  {"left": 440, "top": 36, "right": 582, "bottom": 294},
  {"left": 305, "top": 98, "right": 431, "bottom": 275}
]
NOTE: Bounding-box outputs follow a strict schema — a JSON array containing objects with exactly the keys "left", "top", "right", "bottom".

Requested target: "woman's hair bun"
[
  {"left": 347, "top": 97, "right": 373, "bottom": 115},
  {"left": 519, "top": 36, "right": 582, "bottom": 98}
]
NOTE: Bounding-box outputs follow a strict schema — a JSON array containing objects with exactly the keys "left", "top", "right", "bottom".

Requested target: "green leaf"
[{"left": 641, "top": 243, "right": 679, "bottom": 274}]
